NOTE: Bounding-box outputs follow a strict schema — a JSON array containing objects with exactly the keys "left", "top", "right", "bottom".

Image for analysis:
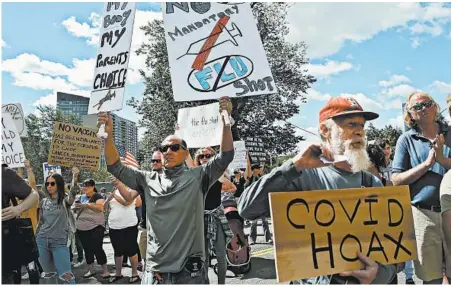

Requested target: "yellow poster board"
[
  {"left": 269, "top": 186, "right": 417, "bottom": 283},
  {"left": 48, "top": 122, "right": 102, "bottom": 170}
]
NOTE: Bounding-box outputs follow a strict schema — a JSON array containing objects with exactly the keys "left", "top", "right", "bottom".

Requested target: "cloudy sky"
[{"left": 2, "top": 2, "right": 451, "bottom": 152}]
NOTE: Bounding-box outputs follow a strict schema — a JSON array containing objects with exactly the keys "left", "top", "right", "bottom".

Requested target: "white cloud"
[
  {"left": 382, "top": 84, "right": 417, "bottom": 98},
  {"left": 11, "top": 72, "right": 78, "bottom": 91},
  {"left": 306, "top": 61, "right": 353, "bottom": 79},
  {"left": 378, "top": 74, "right": 411, "bottom": 87},
  {"left": 33, "top": 93, "right": 56, "bottom": 107},
  {"left": 2, "top": 53, "right": 70, "bottom": 76},
  {"left": 1, "top": 39, "right": 8, "bottom": 48},
  {"left": 305, "top": 89, "right": 333, "bottom": 101},
  {"left": 61, "top": 16, "right": 99, "bottom": 46},
  {"left": 346, "top": 54, "right": 354, "bottom": 60},
  {"left": 66, "top": 58, "right": 95, "bottom": 87},
  {"left": 405, "top": 66, "right": 412, "bottom": 71},
  {"left": 410, "top": 22, "right": 443, "bottom": 36},
  {"left": 429, "top": 80, "right": 451, "bottom": 94},
  {"left": 411, "top": 37, "right": 422, "bottom": 48},
  {"left": 287, "top": 2, "right": 451, "bottom": 59},
  {"left": 387, "top": 115, "right": 405, "bottom": 130}
]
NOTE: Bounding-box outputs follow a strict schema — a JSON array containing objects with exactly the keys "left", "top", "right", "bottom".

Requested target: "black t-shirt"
[
  {"left": 2, "top": 166, "right": 32, "bottom": 209},
  {"left": 89, "top": 193, "right": 103, "bottom": 203},
  {"left": 205, "top": 181, "right": 222, "bottom": 211},
  {"left": 233, "top": 177, "right": 246, "bottom": 198}
]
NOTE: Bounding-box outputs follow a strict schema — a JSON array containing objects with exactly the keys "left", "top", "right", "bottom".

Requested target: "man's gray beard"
[{"left": 330, "top": 128, "right": 371, "bottom": 173}]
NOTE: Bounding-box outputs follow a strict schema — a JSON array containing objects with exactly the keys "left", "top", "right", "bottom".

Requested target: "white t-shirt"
[{"left": 108, "top": 190, "right": 138, "bottom": 230}]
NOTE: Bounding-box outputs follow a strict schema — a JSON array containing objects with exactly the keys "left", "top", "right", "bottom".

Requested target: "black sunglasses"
[
  {"left": 410, "top": 100, "right": 434, "bottom": 112},
  {"left": 45, "top": 182, "right": 56, "bottom": 187},
  {"left": 198, "top": 154, "right": 213, "bottom": 160},
  {"left": 151, "top": 159, "right": 161, "bottom": 163},
  {"left": 159, "top": 144, "right": 186, "bottom": 153}
]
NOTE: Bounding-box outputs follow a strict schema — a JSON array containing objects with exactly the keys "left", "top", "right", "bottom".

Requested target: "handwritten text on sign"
[
  {"left": 228, "top": 141, "right": 247, "bottom": 172},
  {"left": 88, "top": 2, "right": 136, "bottom": 115},
  {"left": 163, "top": 2, "right": 276, "bottom": 101},
  {"left": 48, "top": 122, "right": 102, "bottom": 169},
  {"left": 175, "top": 102, "right": 222, "bottom": 148},
  {"left": 269, "top": 186, "right": 417, "bottom": 283},
  {"left": 1, "top": 113, "right": 26, "bottom": 168},
  {"left": 2, "top": 103, "right": 28, "bottom": 137}
]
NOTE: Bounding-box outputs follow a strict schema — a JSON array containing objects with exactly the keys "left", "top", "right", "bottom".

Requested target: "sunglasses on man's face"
[
  {"left": 45, "top": 182, "right": 56, "bottom": 187},
  {"left": 198, "top": 154, "right": 213, "bottom": 160},
  {"left": 159, "top": 144, "right": 186, "bottom": 153},
  {"left": 151, "top": 159, "right": 161, "bottom": 164},
  {"left": 410, "top": 100, "right": 434, "bottom": 112}
]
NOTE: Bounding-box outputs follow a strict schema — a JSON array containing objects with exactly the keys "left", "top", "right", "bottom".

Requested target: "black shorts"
[{"left": 109, "top": 225, "right": 139, "bottom": 257}]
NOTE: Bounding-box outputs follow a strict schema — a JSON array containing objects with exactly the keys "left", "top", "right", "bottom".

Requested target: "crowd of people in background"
[{"left": 2, "top": 93, "right": 451, "bottom": 285}]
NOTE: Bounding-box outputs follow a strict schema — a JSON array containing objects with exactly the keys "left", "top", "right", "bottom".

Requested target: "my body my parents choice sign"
[
  {"left": 2, "top": 103, "right": 28, "bottom": 137},
  {"left": 163, "top": 2, "right": 276, "bottom": 101},
  {"left": 269, "top": 186, "right": 417, "bottom": 282},
  {"left": 88, "top": 2, "right": 136, "bottom": 115},
  {"left": 175, "top": 102, "right": 222, "bottom": 148},
  {"left": 2, "top": 112, "right": 25, "bottom": 168}
]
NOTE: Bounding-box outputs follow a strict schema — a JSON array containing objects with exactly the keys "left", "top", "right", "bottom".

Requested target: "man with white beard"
[{"left": 238, "top": 96, "right": 397, "bottom": 284}]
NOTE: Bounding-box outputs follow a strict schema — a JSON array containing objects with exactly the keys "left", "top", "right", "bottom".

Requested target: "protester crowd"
[{"left": 2, "top": 92, "right": 451, "bottom": 285}]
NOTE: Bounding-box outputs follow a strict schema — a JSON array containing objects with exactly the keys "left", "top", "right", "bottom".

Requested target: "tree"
[
  {"left": 366, "top": 123, "right": 403, "bottom": 150},
  {"left": 129, "top": 3, "right": 315, "bottom": 167},
  {"left": 22, "top": 106, "right": 110, "bottom": 184}
]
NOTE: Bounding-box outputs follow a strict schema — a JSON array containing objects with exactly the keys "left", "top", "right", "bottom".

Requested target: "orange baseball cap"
[{"left": 319, "top": 96, "right": 379, "bottom": 123}]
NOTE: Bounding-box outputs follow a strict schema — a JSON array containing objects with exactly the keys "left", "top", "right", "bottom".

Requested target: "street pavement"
[{"left": 22, "top": 220, "right": 426, "bottom": 284}]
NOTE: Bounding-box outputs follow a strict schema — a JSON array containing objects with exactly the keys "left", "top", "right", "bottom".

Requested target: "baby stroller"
[{"left": 212, "top": 192, "right": 251, "bottom": 276}]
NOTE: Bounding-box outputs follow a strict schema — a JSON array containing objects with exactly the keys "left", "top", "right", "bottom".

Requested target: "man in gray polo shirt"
[{"left": 97, "top": 97, "right": 234, "bottom": 284}]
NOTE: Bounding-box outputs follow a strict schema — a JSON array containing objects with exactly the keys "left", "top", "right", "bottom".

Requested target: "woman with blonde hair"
[{"left": 393, "top": 91, "right": 451, "bottom": 284}]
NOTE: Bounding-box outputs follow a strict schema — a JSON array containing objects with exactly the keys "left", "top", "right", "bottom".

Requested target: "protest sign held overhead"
[
  {"left": 228, "top": 141, "right": 247, "bottom": 172},
  {"left": 1, "top": 112, "right": 26, "bottom": 168},
  {"left": 88, "top": 2, "right": 136, "bottom": 115},
  {"left": 175, "top": 102, "right": 223, "bottom": 148},
  {"left": 42, "top": 162, "right": 62, "bottom": 181},
  {"left": 2, "top": 103, "right": 28, "bottom": 137},
  {"left": 269, "top": 186, "right": 417, "bottom": 283},
  {"left": 245, "top": 137, "right": 267, "bottom": 163},
  {"left": 48, "top": 122, "right": 102, "bottom": 170},
  {"left": 163, "top": 2, "right": 276, "bottom": 102}
]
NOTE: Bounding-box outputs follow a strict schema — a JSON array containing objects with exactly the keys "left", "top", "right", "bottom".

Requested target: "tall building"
[
  {"left": 57, "top": 92, "right": 139, "bottom": 168},
  {"left": 110, "top": 113, "right": 138, "bottom": 159},
  {"left": 56, "top": 92, "right": 89, "bottom": 117}
]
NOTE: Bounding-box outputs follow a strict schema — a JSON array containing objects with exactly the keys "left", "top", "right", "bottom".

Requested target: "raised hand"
[
  {"left": 97, "top": 112, "right": 113, "bottom": 135},
  {"left": 292, "top": 143, "right": 334, "bottom": 171}
]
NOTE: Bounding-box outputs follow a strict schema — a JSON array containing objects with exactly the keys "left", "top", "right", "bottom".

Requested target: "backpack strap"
[{"left": 361, "top": 171, "right": 374, "bottom": 188}]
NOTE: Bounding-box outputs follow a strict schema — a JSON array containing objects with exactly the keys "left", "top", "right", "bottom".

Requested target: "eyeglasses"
[
  {"left": 45, "top": 182, "right": 56, "bottom": 187},
  {"left": 198, "top": 154, "right": 213, "bottom": 160},
  {"left": 410, "top": 100, "right": 434, "bottom": 112},
  {"left": 159, "top": 144, "right": 186, "bottom": 153},
  {"left": 151, "top": 159, "right": 161, "bottom": 163}
]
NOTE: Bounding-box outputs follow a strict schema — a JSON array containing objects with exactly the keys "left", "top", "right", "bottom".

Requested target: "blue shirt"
[{"left": 392, "top": 122, "right": 451, "bottom": 207}]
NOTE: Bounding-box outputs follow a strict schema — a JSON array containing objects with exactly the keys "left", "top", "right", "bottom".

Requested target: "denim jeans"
[
  {"left": 36, "top": 236, "right": 75, "bottom": 284},
  {"left": 404, "top": 260, "right": 414, "bottom": 280}
]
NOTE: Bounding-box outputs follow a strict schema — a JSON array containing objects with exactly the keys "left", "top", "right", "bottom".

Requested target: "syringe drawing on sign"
[
  {"left": 177, "top": 21, "right": 242, "bottom": 61},
  {"left": 92, "top": 90, "right": 116, "bottom": 111}
]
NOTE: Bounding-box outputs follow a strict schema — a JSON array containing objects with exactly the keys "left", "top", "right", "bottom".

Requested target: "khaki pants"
[
  {"left": 412, "top": 206, "right": 450, "bottom": 281},
  {"left": 139, "top": 230, "right": 147, "bottom": 264}
]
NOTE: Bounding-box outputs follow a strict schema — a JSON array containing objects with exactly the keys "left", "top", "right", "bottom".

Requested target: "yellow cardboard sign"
[
  {"left": 269, "top": 186, "right": 417, "bottom": 283},
  {"left": 48, "top": 122, "right": 102, "bottom": 170}
]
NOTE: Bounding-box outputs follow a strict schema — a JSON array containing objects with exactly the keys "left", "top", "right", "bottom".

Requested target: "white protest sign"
[
  {"left": 175, "top": 102, "right": 222, "bottom": 148},
  {"left": 1, "top": 113, "right": 25, "bottom": 168},
  {"left": 228, "top": 141, "right": 247, "bottom": 172},
  {"left": 88, "top": 2, "right": 136, "bottom": 115},
  {"left": 42, "top": 162, "right": 62, "bottom": 181},
  {"left": 2, "top": 103, "right": 28, "bottom": 137},
  {"left": 163, "top": 3, "right": 276, "bottom": 102}
]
